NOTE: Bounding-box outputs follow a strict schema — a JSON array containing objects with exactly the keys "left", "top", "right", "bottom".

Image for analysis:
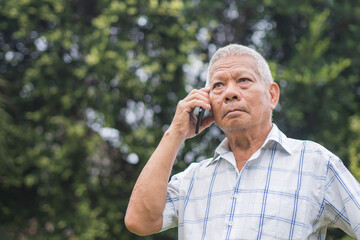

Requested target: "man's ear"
[{"left": 269, "top": 82, "right": 280, "bottom": 110}]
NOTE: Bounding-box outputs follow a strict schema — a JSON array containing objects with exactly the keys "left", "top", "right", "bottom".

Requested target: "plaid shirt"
[{"left": 161, "top": 124, "right": 360, "bottom": 239}]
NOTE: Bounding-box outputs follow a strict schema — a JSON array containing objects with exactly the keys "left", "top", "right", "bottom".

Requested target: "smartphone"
[{"left": 195, "top": 107, "right": 205, "bottom": 134}]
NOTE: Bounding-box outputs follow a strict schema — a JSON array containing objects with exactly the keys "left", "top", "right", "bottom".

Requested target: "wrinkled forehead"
[{"left": 209, "top": 54, "right": 260, "bottom": 83}]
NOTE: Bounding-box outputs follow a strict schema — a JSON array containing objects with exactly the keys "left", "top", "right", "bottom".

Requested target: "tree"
[{"left": 0, "top": 0, "right": 195, "bottom": 239}]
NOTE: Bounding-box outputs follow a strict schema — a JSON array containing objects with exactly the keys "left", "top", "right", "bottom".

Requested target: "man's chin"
[{"left": 219, "top": 121, "right": 252, "bottom": 132}]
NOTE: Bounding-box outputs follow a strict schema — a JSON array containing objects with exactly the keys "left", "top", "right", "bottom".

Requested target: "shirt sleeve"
[
  {"left": 323, "top": 156, "right": 360, "bottom": 238},
  {"left": 160, "top": 173, "right": 181, "bottom": 232}
]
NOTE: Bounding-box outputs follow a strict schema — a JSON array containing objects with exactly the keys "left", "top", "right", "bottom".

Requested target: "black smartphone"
[{"left": 195, "top": 107, "right": 205, "bottom": 134}]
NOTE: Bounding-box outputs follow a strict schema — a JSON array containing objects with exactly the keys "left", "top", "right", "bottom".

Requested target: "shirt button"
[
  {"left": 228, "top": 221, "right": 233, "bottom": 227},
  {"left": 233, "top": 193, "right": 239, "bottom": 199}
]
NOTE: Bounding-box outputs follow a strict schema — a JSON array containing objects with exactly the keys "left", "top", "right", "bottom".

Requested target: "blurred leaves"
[{"left": 349, "top": 116, "right": 360, "bottom": 181}]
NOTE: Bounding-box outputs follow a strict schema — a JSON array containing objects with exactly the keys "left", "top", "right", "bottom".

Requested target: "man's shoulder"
[
  {"left": 184, "top": 157, "right": 215, "bottom": 172},
  {"left": 273, "top": 125, "right": 336, "bottom": 157},
  {"left": 285, "top": 135, "right": 338, "bottom": 159},
  {"left": 171, "top": 157, "right": 214, "bottom": 179}
]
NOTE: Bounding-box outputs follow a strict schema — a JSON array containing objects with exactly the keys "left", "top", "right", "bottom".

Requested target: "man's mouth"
[{"left": 224, "top": 109, "right": 246, "bottom": 117}]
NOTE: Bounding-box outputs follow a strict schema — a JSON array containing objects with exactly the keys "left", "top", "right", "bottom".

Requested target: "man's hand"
[{"left": 167, "top": 88, "right": 214, "bottom": 141}]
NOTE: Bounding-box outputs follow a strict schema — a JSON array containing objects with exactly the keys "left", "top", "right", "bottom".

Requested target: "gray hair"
[{"left": 206, "top": 44, "right": 274, "bottom": 87}]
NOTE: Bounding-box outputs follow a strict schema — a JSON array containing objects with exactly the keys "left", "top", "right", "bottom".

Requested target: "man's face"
[{"left": 209, "top": 54, "right": 278, "bottom": 133}]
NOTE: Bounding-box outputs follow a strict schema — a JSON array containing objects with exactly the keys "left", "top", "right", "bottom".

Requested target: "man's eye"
[
  {"left": 240, "top": 78, "right": 250, "bottom": 82},
  {"left": 214, "top": 83, "right": 223, "bottom": 88}
]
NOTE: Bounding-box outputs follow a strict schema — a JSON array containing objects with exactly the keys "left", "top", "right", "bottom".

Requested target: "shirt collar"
[
  {"left": 263, "top": 124, "right": 293, "bottom": 154},
  {"left": 205, "top": 124, "right": 293, "bottom": 167}
]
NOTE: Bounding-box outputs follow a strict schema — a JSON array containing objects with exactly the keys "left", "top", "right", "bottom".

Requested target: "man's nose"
[{"left": 224, "top": 82, "right": 240, "bottom": 102}]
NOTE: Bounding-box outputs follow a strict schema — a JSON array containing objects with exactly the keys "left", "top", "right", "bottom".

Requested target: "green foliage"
[
  {"left": 349, "top": 116, "right": 360, "bottom": 181},
  {"left": 273, "top": 9, "right": 355, "bottom": 162},
  {"left": 0, "top": 78, "right": 9, "bottom": 160},
  {"left": 0, "top": 0, "right": 359, "bottom": 239}
]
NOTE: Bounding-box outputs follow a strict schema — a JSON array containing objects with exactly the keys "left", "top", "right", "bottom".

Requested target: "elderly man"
[{"left": 125, "top": 44, "right": 360, "bottom": 239}]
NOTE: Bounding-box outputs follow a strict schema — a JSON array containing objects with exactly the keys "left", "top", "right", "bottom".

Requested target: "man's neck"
[{"left": 225, "top": 122, "right": 273, "bottom": 172}]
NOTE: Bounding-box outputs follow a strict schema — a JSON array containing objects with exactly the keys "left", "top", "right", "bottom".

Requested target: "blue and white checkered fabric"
[{"left": 161, "top": 124, "right": 360, "bottom": 240}]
